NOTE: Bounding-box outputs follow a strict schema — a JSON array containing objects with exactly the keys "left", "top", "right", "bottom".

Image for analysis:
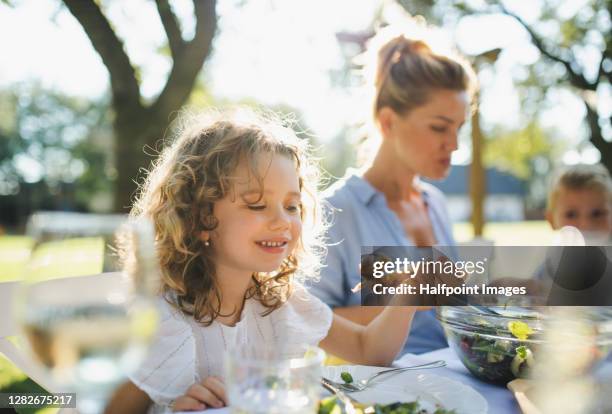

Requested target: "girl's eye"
[
  {"left": 430, "top": 125, "right": 447, "bottom": 133},
  {"left": 247, "top": 205, "right": 266, "bottom": 211},
  {"left": 286, "top": 204, "right": 302, "bottom": 214}
]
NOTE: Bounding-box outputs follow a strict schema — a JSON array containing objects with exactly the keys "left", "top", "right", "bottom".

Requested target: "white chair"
[{"left": 0, "top": 272, "right": 124, "bottom": 413}]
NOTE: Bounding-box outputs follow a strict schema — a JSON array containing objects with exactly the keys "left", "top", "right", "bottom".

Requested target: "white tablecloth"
[{"left": 179, "top": 347, "right": 518, "bottom": 414}]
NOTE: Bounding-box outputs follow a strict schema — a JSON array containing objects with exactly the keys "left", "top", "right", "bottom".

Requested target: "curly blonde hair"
[{"left": 131, "top": 108, "right": 326, "bottom": 325}]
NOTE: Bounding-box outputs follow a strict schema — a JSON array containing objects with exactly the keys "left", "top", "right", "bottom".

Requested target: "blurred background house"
[{"left": 427, "top": 165, "right": 527, "bottom": 222}]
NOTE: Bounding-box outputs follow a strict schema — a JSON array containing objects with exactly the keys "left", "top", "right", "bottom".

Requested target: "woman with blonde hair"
[{"left": 309, "top": 24, "right": 478, "bottom": 354}]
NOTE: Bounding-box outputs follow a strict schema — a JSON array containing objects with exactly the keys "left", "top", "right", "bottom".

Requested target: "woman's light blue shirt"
[{"left": 308, "top": 173, "right": 456, "bottom": 354}]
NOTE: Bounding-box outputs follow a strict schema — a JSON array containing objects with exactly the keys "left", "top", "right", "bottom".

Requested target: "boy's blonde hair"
[
  {"left": 547, "top": 164, "right": 612, "bottom": 213},
  {"left": 131, "top": 108, "right": 326, "bottom": 325}
]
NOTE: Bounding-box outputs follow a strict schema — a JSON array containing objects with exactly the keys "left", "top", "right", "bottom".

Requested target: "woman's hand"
[
  {"left": 388, "top": 194, "right": 436, "bottom": 247},
  {"left": 171, "top": 376, "right": 227, "bottom": 412}
]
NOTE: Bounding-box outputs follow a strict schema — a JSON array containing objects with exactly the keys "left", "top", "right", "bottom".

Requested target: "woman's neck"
[{"left": 363, "top": 147, "right": 419, "bottom": 201}]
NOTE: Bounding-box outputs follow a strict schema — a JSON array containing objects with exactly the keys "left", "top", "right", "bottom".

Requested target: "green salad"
[
  {"left": 318, "top": 396, "right": 457, "bottom": 414},
  {"left": 448, "top": 319, "right": 537, "bottom": 384}
]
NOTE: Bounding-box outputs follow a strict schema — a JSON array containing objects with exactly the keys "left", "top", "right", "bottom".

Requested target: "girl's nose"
[{"left": 269, "top": 206, "right": 291, "bottom": 230}]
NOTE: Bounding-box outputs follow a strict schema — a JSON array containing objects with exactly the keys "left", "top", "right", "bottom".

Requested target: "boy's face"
[
  {"left": 547, "top": 186, "right": 612, "bottom": 238},
  {"left": 206, "top": 152, "right": 302, "bottom": 275}
]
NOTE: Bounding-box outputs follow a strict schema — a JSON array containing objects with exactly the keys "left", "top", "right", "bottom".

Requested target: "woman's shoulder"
[
  {"left": 322, "top": 174, "right": 375, "bottom": 227},
  {"left": 322, "top": 172, "right": 366, "bottom": 206},
  {"left": 323, "top": 182, "right": 353, "bottom": 209}
]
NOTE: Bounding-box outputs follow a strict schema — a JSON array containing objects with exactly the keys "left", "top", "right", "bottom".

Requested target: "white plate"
[{"left": 324, "top": 365, "right": 488, "bottom": 414}]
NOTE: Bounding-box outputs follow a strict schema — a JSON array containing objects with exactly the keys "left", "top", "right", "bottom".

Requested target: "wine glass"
[{"left": 15, "top": 212, "right": 160, "bottom": 414}]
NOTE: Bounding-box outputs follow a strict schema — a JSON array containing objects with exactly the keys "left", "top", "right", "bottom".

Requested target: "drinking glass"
[
  {"left": 15, "top": 212, "right": 160, "bottom": 414},
  {"left": 225, "top": 344, "right": 325, "bottom": 414}
]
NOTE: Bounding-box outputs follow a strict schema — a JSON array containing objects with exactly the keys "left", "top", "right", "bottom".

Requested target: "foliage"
[
  {"left": 484, "top": 122, "right": 559, "bottom": 180},
  {"left": 0, "top": 84, "right": 112, "bottom": 227},
  {"left": 455, "top": 0, "right": 611, "bottom": 171},
  {"left": 0, "top": 353, "right": 54, "bottom": 414},
  {"left": 389, "top": 0, "right": 611, "bottom": 173}
]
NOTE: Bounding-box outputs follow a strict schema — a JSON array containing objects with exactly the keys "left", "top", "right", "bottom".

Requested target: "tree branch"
[
  {"left": 155, "top": 0, "right": 184, "bottom": 59},
  {"left": 151, "top": 0, "right": 217, "bottom": 118},
  {"left": 600, "top": 28, "right": 612, "bottom": 84},
  {"left": 582, "top": 98, "right": 606, "bottom": 152},
  {"left": 62, "top": 0, "right": 141, "bottom": 109},
  {"left": 498, "top": 4, "right": 595, "bottom": 91}
]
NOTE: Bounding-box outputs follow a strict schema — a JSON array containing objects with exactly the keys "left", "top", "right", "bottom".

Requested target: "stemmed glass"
[{"left": 15, "top": 212, "right": 160, "bottom": 414}]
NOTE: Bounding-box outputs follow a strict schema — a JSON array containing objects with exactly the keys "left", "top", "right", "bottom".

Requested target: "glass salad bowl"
[{"left": 437, "top": 306, "right": 612, "bottom": 385}]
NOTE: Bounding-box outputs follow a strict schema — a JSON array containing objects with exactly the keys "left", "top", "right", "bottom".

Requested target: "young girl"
[{"left": 110, "top": 109, "right": 417, "bottom": 413}]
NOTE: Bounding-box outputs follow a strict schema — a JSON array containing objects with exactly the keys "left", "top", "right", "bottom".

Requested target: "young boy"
[
  {"left": 546, "top": 163, "right": 612, "bottom": 242},
  {"left": 539, "top": 164, "right": 612, "bottom": 305}
]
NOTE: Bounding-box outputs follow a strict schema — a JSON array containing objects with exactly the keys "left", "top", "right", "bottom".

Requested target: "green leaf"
[{"left": 340, "top": 371, "right": 353, "bottom": 384}]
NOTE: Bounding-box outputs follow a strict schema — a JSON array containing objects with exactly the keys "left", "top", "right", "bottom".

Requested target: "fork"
[
  {"left": 321, "top": 377, "right": 359, "bottom": 414},
  {"left": 330, "top": 359, "right": 446, "bottom": 392}
]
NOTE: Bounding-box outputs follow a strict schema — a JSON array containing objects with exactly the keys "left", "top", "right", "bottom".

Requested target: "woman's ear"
[{"left": 376, "top": 107, "right": 395, "bottom": 140}]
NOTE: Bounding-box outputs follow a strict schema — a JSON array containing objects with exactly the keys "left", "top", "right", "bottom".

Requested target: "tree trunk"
[
  {"left": 470, "top": 93, "right": 486, "bottom": 238},
  {"left": 584, "top": 101, "right": 612, "bottom": 174},
  {"left": 113, "top": 110, "right": 168, "bottom": 212},
  {"left": 595, "top": 138, "right": 612, "bottom": 174}
]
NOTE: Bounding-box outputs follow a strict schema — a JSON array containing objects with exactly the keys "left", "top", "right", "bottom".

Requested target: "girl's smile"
[{"left": 255, "top": 238, "right": 290, "bottom": 254}]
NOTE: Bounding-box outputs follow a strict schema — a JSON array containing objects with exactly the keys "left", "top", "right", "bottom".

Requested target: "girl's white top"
[{"left": 130, "top": 284, "right": 333, "bottom": 412}]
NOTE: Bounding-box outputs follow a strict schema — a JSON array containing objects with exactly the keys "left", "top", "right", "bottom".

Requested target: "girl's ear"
[
  {"left": 376, "top": 107, "right": 395, "bottom": 140},
  {"left": 199, "top": 231, "right": 211, "bottom": 246}
]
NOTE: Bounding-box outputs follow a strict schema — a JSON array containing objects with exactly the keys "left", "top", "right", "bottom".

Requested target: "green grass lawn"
[
  {"left": 0, "top": 236, "right": 105, "bottom": 413},
  {"left": 0, "top": 236, "right": 33, "bottom": 282},
  {"left": 454, "top": 220, "right": 554, "bottom": 245}
]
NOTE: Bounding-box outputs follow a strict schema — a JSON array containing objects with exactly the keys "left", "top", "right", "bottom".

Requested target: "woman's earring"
[{"left": 204, "top": 240, "right": 210, "bottom": 247}]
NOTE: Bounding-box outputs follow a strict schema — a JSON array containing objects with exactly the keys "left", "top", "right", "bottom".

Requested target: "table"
[{"left": 181, "top": 347, "right": 518, "bottom": 414}]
